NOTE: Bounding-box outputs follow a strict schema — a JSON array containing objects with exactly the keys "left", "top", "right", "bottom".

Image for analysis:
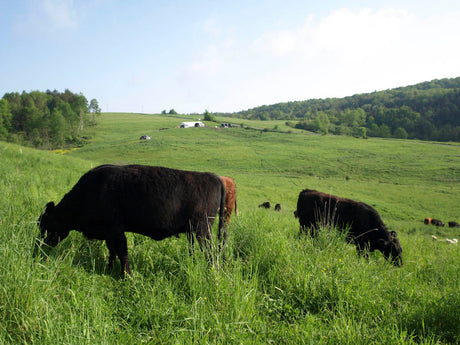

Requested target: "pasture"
[{"left": 0, "top": 112, "right": 459, "bottom": 344}]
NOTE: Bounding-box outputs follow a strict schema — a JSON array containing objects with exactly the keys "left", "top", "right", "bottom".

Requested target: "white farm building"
[{"left": 180, "top": 121, "right": 205, "bottom": 128}]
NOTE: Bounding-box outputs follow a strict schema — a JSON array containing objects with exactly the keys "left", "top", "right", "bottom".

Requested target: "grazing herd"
[
  {"left": 38, "top": 164, "right": 457, "bottom": 274},
  {"left": 424, "top": 218, "right": 459, "bottom": 228},
  {"left": 258, "top": 201, "right": 282, "bottom": 211}
]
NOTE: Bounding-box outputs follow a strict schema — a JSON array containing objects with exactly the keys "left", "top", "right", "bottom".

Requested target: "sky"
[{"left": 1, "top": 0, "right": 460, "bottom": 114}]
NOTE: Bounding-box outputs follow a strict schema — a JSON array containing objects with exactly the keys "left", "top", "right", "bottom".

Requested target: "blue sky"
[{"left": 1, "top": 0, "right": 460, "bottom": 113}]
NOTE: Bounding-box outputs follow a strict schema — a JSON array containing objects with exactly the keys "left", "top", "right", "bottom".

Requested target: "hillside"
[
  {"left": 228, "top": 77, "right": 460, "bottom": 141},
  {"left": 1, "top": 115, "right": 459, "bottom": 344}
]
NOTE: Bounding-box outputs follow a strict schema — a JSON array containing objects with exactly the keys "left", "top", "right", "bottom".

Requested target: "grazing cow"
[
  {"left": 274, "top": 204, "right": 281, "bottom": 211},
  {"left": 424, "top": 218, "right": 432, "bottom": 225},
  {"left": 259, "top": 202, "right": 271, "bottom": 209},
  {"left": 431, "top": 219, "right": 445, "bottom": 227},
  {"left": 448, "top": 221, "right": 459, "bottom": 228},
  {"left": 38, "top": 164, "right": 226, "bottom": 274},
  {"left": 295, "top": 189, "right": 403, "bottom": 266},
  {"left": 219, "top": 176, "right": 238, "bottom": 224}
]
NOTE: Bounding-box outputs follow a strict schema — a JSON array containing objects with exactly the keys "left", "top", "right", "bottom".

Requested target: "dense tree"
[
  {"left": 0, "top": 90, "right": 95, "bottom": 149},
  {"left": 394, "top": 127, "right": 408, "bottom": 139},
  {"left": 89, "top": 98, "right": 101, "bottom": 124},
  {"left": 0, "top": 99, "right": 12, "bottom": 138},
  {"left": 314, "top": 111, "right": 330, "bottom": 134},
  {"left": 203, "top": 110, "right": 216, "bottom": 122},
  {"left": 49, "top": 108, "right": 66, "bottom": 146}
]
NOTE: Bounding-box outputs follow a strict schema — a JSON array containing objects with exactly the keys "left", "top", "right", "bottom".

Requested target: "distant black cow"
[
  {"left": 259, "top": 202, "right": 271, "bottom": 208},
  {"left": 448, "top": 221, "right": 459, "bottom": 228},
  {"left": 295, "top": 189, "right": 403, "bottom": 266},
  {"left": 274, "top": 204, "right": 281, "bottom": 211},
  {"left": 38, "top": 164, "right": 226, "bottom": 274},
  {"left": 431, "top": 219, "right": 445, "bottom": 227}
]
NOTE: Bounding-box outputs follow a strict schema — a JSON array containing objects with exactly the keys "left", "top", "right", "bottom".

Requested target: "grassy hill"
[{"left": 1, "top": 113, "right": 459, "bottom": 344}]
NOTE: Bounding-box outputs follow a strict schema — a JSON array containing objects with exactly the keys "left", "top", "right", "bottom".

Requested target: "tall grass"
[{"left": 1, "top": 113, "right": 459, "bottom": 344}]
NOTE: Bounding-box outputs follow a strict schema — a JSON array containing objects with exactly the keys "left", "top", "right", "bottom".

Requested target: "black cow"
[
  {"left": 38, "top": 164, "right": 226, "bottom": 274},
  {"left": 274, "top": 204, "right": 281, "bottom": 211},
  {"left": 431, "top": 219, "right": 445, "bottom": 227},
  {"left": 295, "top": 189, "right": 403, "bottom": 266},
  {"left": 259, "top": 202, "right": 271, "bottom": 208},
  {"left": 448, "top": 221, "right": 459, "bottom": 228}
]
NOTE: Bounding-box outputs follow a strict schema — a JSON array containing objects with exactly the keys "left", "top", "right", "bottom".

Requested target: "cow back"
[{"left": 56, "top": 165, "right": 224, "bottom": 240}]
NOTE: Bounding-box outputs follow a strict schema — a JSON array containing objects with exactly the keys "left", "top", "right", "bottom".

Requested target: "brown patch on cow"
[{"left": 219, "top": 176, "right": 238, "bottom": 223}]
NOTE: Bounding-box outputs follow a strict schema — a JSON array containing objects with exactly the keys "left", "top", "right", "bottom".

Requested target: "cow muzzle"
[
  {"left": 392, "top": 255, "right": 403, "bottom": 267},
  {"left": 43, "top": 232, "right": 62, "bottom": 247}
]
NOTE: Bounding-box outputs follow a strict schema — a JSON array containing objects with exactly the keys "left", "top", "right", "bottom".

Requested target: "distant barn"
[{"left": 180, "top": 121, "right": 205, "bottom": 128}]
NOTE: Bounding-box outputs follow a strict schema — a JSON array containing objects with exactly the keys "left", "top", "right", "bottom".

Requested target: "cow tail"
[{"left": 218, "top": 179, "right": 227, "bottom": 251}]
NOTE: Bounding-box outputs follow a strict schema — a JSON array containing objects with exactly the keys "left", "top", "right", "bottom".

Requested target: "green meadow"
[{"left": 1, "top": 112, "right": 459, "bottom": 344}]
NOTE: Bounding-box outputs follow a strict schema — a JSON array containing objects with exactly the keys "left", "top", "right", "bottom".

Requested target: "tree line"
[
  {"left": 228, "top": 77, "right": 460, "bottom": 141},
  {"left": 0, "top": 89, "right": 100, "bottom": 149}
]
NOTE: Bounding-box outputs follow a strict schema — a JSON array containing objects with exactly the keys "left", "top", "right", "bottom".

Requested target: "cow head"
[
  {"left": 380, "top": 231, "right": 403, "bottom": 266},
  {"left": 38, "top": 202, "right": 70, "bottom": 247}
]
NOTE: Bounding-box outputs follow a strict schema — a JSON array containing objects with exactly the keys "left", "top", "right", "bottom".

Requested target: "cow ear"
[{"left": 45, "top": 202, "right": 55, "bottom": 212}]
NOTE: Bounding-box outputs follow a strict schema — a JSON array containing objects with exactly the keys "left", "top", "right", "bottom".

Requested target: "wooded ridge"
[{"left": 227, "top": 77, "right": 460, "bottom": 141}]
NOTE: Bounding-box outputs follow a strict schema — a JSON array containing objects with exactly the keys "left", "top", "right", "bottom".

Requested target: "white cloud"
[
  {"left": 201, "top": 18, "right": 222, "bottom": 38},
  {"left": 21, "top": 0, "right": 79, "bottom": 35},
  {"left": 255, "top": 28, "right": 299, "bottom": 56},
  {"left": 256, "top": 8, "right": 416, "bottom": 66},
  {"left": 240, "top": 8, "right": 460, "bottom": 107},
  {"left": 188, "top": 44, "right": 224, "bottom": 76},
  {"left": 139, "top": 7, "right": 460, "bottom": 113},
  {"left": 42, "top": 0, "right": 78, "bottom": 29}
]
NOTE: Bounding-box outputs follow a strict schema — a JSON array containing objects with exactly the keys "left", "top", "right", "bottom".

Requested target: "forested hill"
[
  {"left": 0, "top": 90, "right": 101, "bottom": 149},
  {"left": 231, "top": 77, "right": 460, "bottom": 141}
]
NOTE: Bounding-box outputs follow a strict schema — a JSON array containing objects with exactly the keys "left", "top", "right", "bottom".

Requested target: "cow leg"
[
  {"left": 299, "top": 219, "right": 318, "bottom": 237},
  {"left": 217, "top": 219, "right": 227, "bottom": 260},
  {"left": 195, "top": 224, "right": 213, "bottom": 263},
  {"left": 105, "top": 233, "right": 131, "bottom": 275},
  {"left": 107, "top": 247, "right": 116, "bottom": 271},
  {"left": 187, "top": 230, "right": 195, "bottom": 256},
  {"left": 310, "top": 225, "right": 319, "bottom": 237},
  {"left": 356, "top": 243, "right": 369, "bottom": 260}
]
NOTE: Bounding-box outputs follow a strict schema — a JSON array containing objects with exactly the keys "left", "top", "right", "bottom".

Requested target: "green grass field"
[{"left": 1, "top": 113, "right": 459, "bottom": 344}]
